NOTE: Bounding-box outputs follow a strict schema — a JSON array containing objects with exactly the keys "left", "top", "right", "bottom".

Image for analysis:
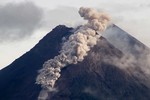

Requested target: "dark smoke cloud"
[{"left": 0, "top": 2, "right": 43, "bottom": 42}]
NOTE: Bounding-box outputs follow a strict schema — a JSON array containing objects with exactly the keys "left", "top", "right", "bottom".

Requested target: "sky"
[{"left": 0, "top": 0, "right": 150, "bottom": 69}]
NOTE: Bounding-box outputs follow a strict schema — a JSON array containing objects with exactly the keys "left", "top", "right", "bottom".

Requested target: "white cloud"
[{"left": 41, "top": 6, "right": 83, "bottom": 30}]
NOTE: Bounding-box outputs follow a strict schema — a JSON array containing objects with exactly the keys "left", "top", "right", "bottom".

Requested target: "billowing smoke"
[{"left": 36, "top": 7, "right": 110, "bottom": 100}]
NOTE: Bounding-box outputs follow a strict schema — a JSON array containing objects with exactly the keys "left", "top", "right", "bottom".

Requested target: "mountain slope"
[
  {"left": 103, "top": 24, "right": 150, "bottom": 57},
  {"left": 0, "top": 25, "right": 73, "bottom": 100},
  {"left": 49, "top": 37, "right": 150, "bottom": 100},
  {"left": 0, "top": 25, "right": 150, "bottom": 100}
]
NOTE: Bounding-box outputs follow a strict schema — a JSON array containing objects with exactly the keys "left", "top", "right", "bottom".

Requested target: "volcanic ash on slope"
[{"left": 36, "top": 7, "right": 110, "bottom": 100}]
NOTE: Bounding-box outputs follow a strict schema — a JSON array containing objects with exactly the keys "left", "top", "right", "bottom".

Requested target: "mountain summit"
[{"left": 0, "top": 25, "right": 150, "bottom": 100}]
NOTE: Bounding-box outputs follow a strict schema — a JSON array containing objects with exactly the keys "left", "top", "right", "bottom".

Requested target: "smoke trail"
[{"left": 36, "top": 7, "right": 110, "bottom": 100}]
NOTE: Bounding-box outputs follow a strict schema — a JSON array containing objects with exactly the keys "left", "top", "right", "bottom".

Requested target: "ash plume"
[{"left": 36, "top": 7, "right": 110, "bottom": 100}]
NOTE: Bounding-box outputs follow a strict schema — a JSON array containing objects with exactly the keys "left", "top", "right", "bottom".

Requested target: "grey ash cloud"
[{"left": 0, "top": 2, "right": 43, "bottom": 42}]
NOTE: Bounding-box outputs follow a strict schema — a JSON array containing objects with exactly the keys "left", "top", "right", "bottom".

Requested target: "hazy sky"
[{"left": 0, "top": 0, "right": 150, "bottom": 69}]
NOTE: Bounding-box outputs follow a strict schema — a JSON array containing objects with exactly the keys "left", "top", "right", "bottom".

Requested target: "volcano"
[{"left": 0, "top": 25, "right": 150, "bottom": 100}]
